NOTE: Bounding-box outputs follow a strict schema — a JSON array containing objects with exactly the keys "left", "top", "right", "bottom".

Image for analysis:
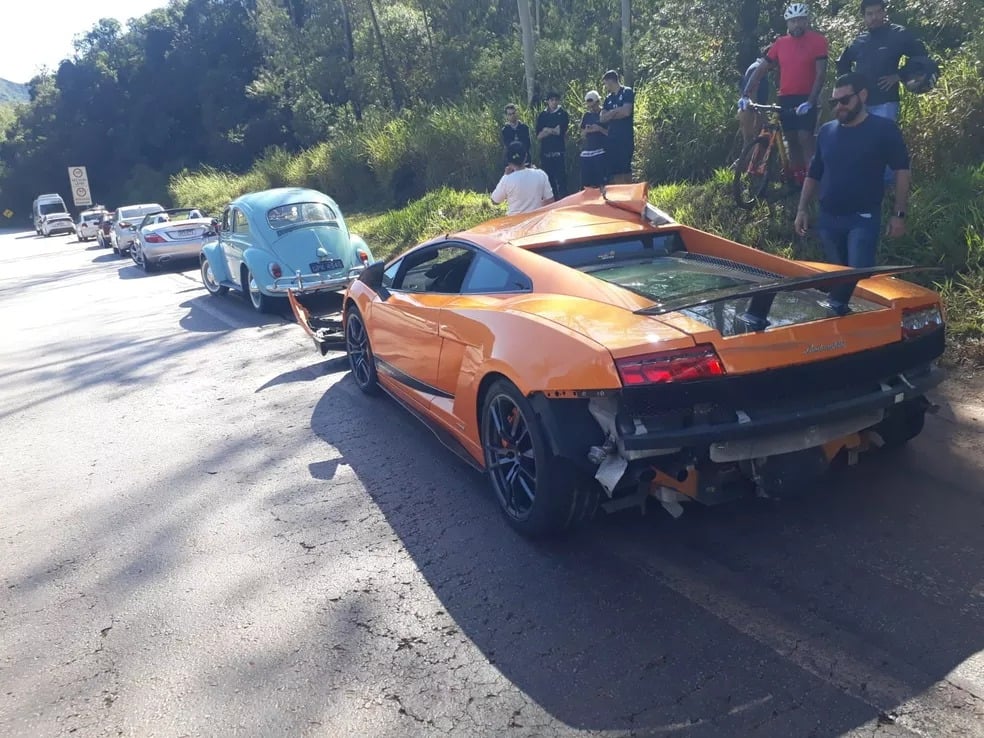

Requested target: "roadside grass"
[{"left": 347, "top": 188, "right": 502, "bottom": 261}]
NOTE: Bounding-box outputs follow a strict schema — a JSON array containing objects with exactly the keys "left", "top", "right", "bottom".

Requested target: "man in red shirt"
[{"left": 742, "top": 3, "right": 828, "bottom": 187}]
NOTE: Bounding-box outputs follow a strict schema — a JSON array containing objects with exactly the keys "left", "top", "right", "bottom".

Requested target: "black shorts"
[
  {"left": 778, "top": 95, "right": 819, "bottom": 133},
  {"left": 606, "top": 139, "right": 633, "bottom": 176},
  {"left": 580, "top": 153, "right": 607, "bottom": 188}
]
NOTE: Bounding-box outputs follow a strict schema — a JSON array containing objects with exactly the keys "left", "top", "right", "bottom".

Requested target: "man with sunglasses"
[{"left": 794, "top": 72, "right": 911, "bottom": 314}]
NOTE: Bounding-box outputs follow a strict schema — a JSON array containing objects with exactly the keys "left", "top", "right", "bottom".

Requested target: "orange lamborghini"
[{"left": 290, "top": 184, "right": 946, "bottom": 537}]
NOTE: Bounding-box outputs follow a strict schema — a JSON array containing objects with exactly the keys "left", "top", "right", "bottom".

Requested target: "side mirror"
[{"left": 359, "top": 259, "right": 386, "bottom": 290}]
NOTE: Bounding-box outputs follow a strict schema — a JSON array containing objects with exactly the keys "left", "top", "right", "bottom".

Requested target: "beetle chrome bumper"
[{"left": 268, "top": 267, "right": 364, "bottom": 294}]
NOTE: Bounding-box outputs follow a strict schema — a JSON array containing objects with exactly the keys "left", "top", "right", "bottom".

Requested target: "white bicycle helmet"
[{"left": 784, "top": 3, "right": 809, "bottom": 19}]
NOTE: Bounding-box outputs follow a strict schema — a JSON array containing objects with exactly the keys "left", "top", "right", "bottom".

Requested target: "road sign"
[{"left": 68, "top": 166, "right": 92, "bottom": 207}]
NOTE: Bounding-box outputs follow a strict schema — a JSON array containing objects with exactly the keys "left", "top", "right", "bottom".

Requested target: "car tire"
[
  {"left": 480, "top": 379, "right": 598, "bottom": 537},
  {"left": 345, "top": 306, "right": 380, "bottom": 395},
  {"left": 201, "top": 258, "right": 228, "bottom": 296},
  {"left": 243, "top": 268, "right": 275, "bottom": 313},
  {"left": 872, "top": 398, "right": 927, "bottom": 450},
  {"left": 135, "top": 247, "right": 154, "bottom": 273}
]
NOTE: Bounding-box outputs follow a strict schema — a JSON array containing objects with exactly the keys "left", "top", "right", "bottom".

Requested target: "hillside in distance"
[{"left": 0, "top": 78, "right": 29, "bottom": 105}]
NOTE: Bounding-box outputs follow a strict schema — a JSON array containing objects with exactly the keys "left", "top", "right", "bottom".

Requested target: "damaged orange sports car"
[{"left": 290, "top": 184, "right": 945, "bottom": 537}]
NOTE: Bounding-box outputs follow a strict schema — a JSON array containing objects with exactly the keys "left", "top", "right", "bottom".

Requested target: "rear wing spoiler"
[{"left": 635, "top": 265, "right": 938, "bottom": 328}]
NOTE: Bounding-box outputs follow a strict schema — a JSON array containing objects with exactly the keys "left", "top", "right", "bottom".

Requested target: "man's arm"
[
  {"left": 835, "top": 43, "right": 854, "bottom": 76},
  {"left": 535, "top": 113, "right": 551, "bottom": 140},
  {"left": 794, "top": 132, "right": 824, "bottom": 235},
  {"left": 886, "top": 169, "right": 911, "bottom": 237},
  {"left": 601, "top": 103, "right": 633, "bottom": 122},
  {"left": 794, "top": 177, "right": 820, "bottom": 236},
  {"left": 742, "top": 59, "right": 775, "bottom": 98},
  {"left": 540, "top": 172, "right": 555, "bottom": 205},
  {"left": 490, "top": 174, "right": 510, "bottom": 205}
]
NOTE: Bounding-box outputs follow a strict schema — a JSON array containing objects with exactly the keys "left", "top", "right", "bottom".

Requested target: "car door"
[
  {"left": 369, "top": 243, "right": 476, "bottom": 411},
  {"left": 224, "top": 207, "right": 250, "bottom": 284}
]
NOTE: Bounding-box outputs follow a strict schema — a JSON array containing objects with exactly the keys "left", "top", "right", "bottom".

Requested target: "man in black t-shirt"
[
  {"left": 599, "top": 70, "right": 635, "bottom": 184},
  {"left": 501, "top": 103, "right": 531, "bottom": 165},
  {"left": 535, "top": 91, "right": 570, "bottom": 199},
  {"left": 579, "top": 90, "right": 608, "bottom": 188}
]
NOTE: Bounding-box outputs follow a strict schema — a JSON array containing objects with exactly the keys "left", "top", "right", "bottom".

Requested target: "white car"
[
  {"left": 112, "top": 203, "right": 164, "bottom": 255},
  {"left": 40, "top": 212, "right": 77, "bottom": 237},
  {"left": 76, "top": 208, "right": 107, "bottom": 242}
]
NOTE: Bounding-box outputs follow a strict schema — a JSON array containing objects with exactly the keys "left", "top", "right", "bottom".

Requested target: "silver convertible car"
[
  {"left": 200, "top": 187, "right": 372, "bottom": 312},
  {"left": 130, "top": 208, "right": 212, "bottom": 272}
]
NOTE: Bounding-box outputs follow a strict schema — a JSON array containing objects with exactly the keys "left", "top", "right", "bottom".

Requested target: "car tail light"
[
  {"left": 144, "top": 233, "right": 166, "bottom": 243},
  {"left": 357, "top": 251, "right": 369, "bottom": 263},
  {"left": 616, "top": 344, "right": 726, "bottom": 386},
  {"left": 119, "top": 221, "right": 130, "bottom": 229},
  {"left": 269, "top": 263, "right": 283, "bottom": 279},
  {"left": 902, "top": 305, "right": 943, "bottom": 339}
]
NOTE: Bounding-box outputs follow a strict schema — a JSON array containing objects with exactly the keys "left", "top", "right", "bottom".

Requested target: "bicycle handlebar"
[{"left": 748, "top": 103, "right": 783, "bottom": 113}]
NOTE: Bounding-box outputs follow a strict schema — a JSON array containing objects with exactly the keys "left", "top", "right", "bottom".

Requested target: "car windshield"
[
  {"left": 539, "top": 235, "right": 882, "bottom": 335},
  {"left": 121, "top": 205, "right": 164, "bottom": 220},
  {"left": 267, "top": 202, "right": 338, "bottom": 231},
  {"left": 139, "top": 209, "right": 203, "bottom": 228},
  {"left": 39, "top": 203, "right": 65, "bottom": 215}
]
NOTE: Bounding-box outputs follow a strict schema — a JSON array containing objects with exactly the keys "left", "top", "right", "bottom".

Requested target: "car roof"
[
  {"left": 230, "top": 187, "right": 340, "bottom": 217},
  {"left": 118, "top": 203, "right": 164, "bottom": 213}
]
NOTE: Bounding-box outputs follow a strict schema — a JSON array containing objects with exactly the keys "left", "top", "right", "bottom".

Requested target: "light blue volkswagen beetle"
[{"left": 199, "top": 187, "right": 372, "bottom": 312}]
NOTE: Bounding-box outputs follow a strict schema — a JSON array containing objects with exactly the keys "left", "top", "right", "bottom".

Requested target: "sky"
[{"left": 0, "top": 1, "right": 168, "bottom": 83}]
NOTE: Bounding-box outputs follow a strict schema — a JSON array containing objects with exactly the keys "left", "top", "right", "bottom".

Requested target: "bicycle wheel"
[{"left": 733, "top": 136, "right": 781, "bottom": 210}]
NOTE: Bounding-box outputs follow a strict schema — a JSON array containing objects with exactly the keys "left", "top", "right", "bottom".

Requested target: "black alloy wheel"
[
  {"left": 345, "top": 306, "right": 379, "bottom": 395},
  {"left": 480, "top": 379, "right": 598, "bottom": 537}
]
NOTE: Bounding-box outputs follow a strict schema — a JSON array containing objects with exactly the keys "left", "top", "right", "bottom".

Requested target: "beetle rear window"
[{"left": 267, "top": 202, "right": 338, "bottom": 230}]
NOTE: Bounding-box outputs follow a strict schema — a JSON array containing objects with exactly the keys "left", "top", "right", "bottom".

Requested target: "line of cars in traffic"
[
  {"left": 33, "top": 184, "right": 949, "bottom": 537},
  {"left": 34, "top": 196, "right": 216, "bottom": 273}
]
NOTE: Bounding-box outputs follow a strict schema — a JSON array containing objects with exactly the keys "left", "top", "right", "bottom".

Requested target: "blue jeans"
[
  {"left": 867, "top": 102, "right": 900, "bottom": 121},
  {"left": 818, "top": 211, "right": 882, "bottom": 306}
]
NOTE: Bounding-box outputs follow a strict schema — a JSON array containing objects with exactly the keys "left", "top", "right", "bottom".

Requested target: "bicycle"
[{"left": 732, "top": 102, "right": 797, "bottom": 210}]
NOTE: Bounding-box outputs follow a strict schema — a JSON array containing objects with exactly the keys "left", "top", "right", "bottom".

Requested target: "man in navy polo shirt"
[
  {"left": 599, "top": 70, "right": 634, "bottom": 184},
  {"left": 794, "top": 72, "right": 911, "bottom": 313}
]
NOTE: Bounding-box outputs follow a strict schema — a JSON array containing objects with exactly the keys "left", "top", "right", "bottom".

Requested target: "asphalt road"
[{"left": 1, "top": 227, "right": 983, "bottom": 738}]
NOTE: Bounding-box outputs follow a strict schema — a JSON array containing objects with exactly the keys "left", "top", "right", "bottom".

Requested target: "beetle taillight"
[
  {"left": 616, "top": 344, "right": 726, "bottom": 386},
  {"left": 357, "top": 251, "right": 369, "bottom": 263},
  {"left": 269, "top": 263, "right": 283, "bottom": 279}
]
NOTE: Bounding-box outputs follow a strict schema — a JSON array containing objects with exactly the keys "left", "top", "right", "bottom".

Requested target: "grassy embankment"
[{"left": 170, "top": 49, "right": 984, "bottom": 366}]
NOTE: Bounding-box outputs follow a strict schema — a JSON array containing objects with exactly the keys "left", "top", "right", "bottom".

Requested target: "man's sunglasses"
[{"left": 828, "top": 92, "right": 857, "bottom": 108}]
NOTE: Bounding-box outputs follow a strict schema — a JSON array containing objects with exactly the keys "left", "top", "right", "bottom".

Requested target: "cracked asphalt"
[{"left": 1, "top": 227, "right": 983, "bottom": 737}]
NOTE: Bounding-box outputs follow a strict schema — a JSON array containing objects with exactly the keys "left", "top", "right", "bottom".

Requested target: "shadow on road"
[{"left": 306, "top": 374, "right": 984, "bottom": 736}]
